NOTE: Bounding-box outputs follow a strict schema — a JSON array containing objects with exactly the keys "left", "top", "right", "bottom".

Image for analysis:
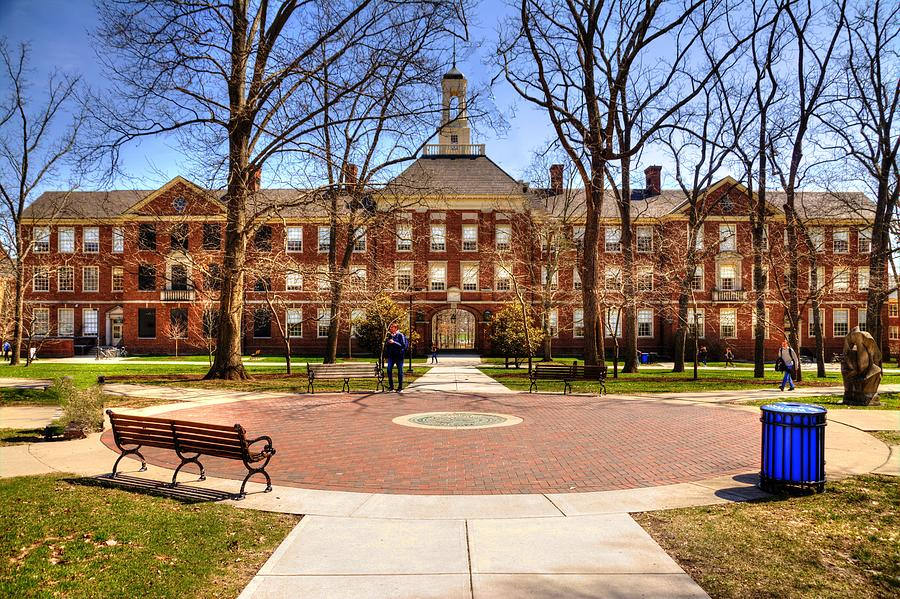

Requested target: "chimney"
[
  {"left": 342, "top": 163, "right": 358, "bottom": 192},
  {"left": 249, "top": 166, "right": 262, "bottom": 192},
  {"left": 644, "top": 165, "right": 661, "bottom": 197},
  {"left": 549, "top": 164, "right": 564, "bottom": 195}
]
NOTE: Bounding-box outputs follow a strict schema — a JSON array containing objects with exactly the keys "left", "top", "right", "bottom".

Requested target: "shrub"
[
  {"left": 489, "top": 302, "right": 544, "bottom": 359},
  {"left": 55, "top": 378, "right": 104, "bottom": 437}
]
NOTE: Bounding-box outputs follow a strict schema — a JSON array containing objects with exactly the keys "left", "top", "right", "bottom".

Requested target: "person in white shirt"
[{"left": 778, "top": 339, "right": 797, "bottom": 391}]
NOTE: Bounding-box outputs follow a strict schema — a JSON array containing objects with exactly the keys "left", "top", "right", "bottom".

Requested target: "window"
[
  {"left": 58, "top": 266, "right": 74, "bottom": 292},
  {"left": 82, "top": 308, "right": 98, "bottom": 336},
  {"left": 83, "top": 266, "right": 99, "bottom": 292},
  {"left": 541, "top": 267, "right": 558, "bottom": 290},
  {"left": 720, "top": 308, "right": 737, "bottom": 338},
  {"left": 169, "top": 308, "right": 188, "bottom": 338},
  {"left": 318, "top": 226, "right": 330, "bottom": 252},
  {"left": 891, "top": 326, "right": 900, "bottom": 340},
  {"left": 112, "top": 227, "right": 124, "bottom": 253},
  {"left": 573, "top": 226, "right": 585, "bottom": 250},
  {"left": 637, "top": 309, "right": 653, "bottom": 337},
  {"left": 202, "top": 309, "right": 219, "bottom": 338},
  {"left": 760, "top": 225, "right": 769, "bottom": 251},
  {"left": 33, "top": 227, "right": 50, "bottom": 253},
  {"left": 691, "top": 265, "right": 704, "bottom": 291},
  {"left": 808, "top": 227, "right": 824, "bottom": 251},
  {"left": 636, "top": 226, "right": 653, "bottom": 252},
  {"left": 253, "top": 309, "right": 271, "bottom": 338},
  {"left": 138, "top": 224, "right": 156, "bottom": 250},
  {"left": 809, "top": 265, "right": 825, "bottom": 291},
  {"left": 605, "top": 308, "right": 622, "bottom": 337},
  {"left": 205, "top": 263, "right": 222, "bottom": 291},
  {"left": 138, "top": 264, "right": 156, "bottom": 291},
  {"left": 395, "top": 262, "right": 413, "bottom": 290},
  {"left": 430, "top": 224, "right": 446, "bottom": 251},
  {"left": 858, "top": 308, "right": 867, "bottom": 333},
  {"left": 833, "top": 308, "right": 849, "bottom": 337},
  {"left": 58, "top": 308, "right": 74, "bottom": 337},
  {"left": 286, "top": 309, "right": 303, "bottom": 337},
  {"left": 858, "top": 267, "right": 869, "bottom": 291},
  {"left": 605, "top": 226, "right": 621, "bottom": 252},
  {"left": 286, "top": 272, "right": 303, "bottom": 291},
  {"left": 253, "top": 225, "right": 272, "bottom": 251},
  {"left": 317, "top": 308, "right": 331, "bottom": 337},
  {"left": 891, "top": 303, "right": 899, "bottom": 318},
  {"left": 317, "top": 266, "right": 330, "bottom": 290},
  {"left": 202, "top": 224, "right": 221, "bottom": 250},
  {"left": 286, "top": 226, "right": 303, "bottom": 252},
  {"left": 541, "top": 232, "right": 557, "bottom": 253},
  {"left": 462, "top": 224, "right": 478, "bottom": 251},
  {"left": 33, "top": 267, "right": 49, "bottom": 292},
  {"left": 573, "top": 268, "right": 582, "bottom": 291},
  {"left": 461, "top": 262, "right": 479, "bottom": 291},
  {"left": 637, "top": 266, "right": 653, "bottom": 292},
  {"left": 32, "top": 308, "right": 49, "bottom": 336},
  {"left": 692, "top": 224, "right": 704, "bottom": 250},
  {"left": 833, "top": 229, "right": 849, "bottom": 253},
  {"left": 170, "top": 223, "right": 188, "bottom": 252},
  {"left": 350, "top": 309, "right": 365, "bottom": 337},
  {"left": 495, "top": 264, "right": 511, "bottom": 291},
  {"left": 254, "top": 276, "right": 271, "bottom": 292},
  {"left": 751, "top": 308, "right": 770, "bottom": 338},
  {"left": 170, "top": 264, "right": 189, "bottom": 290},
  {"left": 495, "top": 224, "right": 511, "bottom": 251},
  {"left": 58, "top": 227, "right": 74, "bottom": 253},
  {"left": 808, "top": 308, "right": 826, "bottom": 337},
  {"left": 546, "top": 309, "right": 559, "bottom": 337},
  {"left": 353, "top": 228, "right": 367, "bottom": 252},
  {"left": 349, "top": 267, "right": 366, "bottom": 289},
  {"left": 859, "top": 228, "right": 871, "bottom": 253},
  {"left": 718, "top": 264, "right": 737, "bottom": 291},
  {"left": 112, "top": 267, "right": 123, "bottom": 292},
  {"left": 719, "top": 224, "right": 736, "bottom": 252},
  {"left": 429, "top": 262, "right": 446, "bottom": 291},
  {"left": 720, "top": 195, "right": 733, "bottom": 212},
  {"left": 687, "top": 308, "right": 705, "bottom": 338},
  {"left": 573, "top": 308, "right": 584, "bottom": 338},
  {"left": 833, "top": 267, "right": 851, "bottom": 291},
  {"left": 396, "top": 223, "right": 412, "bottom": 251},
  {"left": 605, "top": 266, "right": 621, "bottom": 291}
]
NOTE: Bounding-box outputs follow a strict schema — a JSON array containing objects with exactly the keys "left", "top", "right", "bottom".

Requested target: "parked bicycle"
[{"left": 96, "top": 346, "right": 128, "bottom": 359}]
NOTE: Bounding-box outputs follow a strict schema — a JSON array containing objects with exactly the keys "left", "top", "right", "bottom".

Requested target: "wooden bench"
[
  {"left": 106, "top": 410, "right": 276, "bottom": 499},
  {"left": 529, "top": 361, "right": 607, "bottom": 395},
  {"left": 306, "top": 362, "right": 384, "bottom": 394}
]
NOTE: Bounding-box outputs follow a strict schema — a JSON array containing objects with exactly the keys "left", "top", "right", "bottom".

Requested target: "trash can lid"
[{"left": 761, "top": 402, "right": 827, "bottom": 415}]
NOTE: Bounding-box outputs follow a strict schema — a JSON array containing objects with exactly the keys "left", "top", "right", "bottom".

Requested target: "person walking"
[
  {"left": 384, "top": 322, "right": 408, "bottom": 392},
  {"left": 724, "top": 347, "right": 734, "bottom": 368},
  {"left": 430, "top": 343, "right": 438, "bottom": 364},
  {"left": 777, "top": 339, "right": 798, "bottom": 391},
  {"left": 699, "top": 345, "right": 708, "bottom": 366},
  {"left": 2, "top": 341, "right": 9, "bottom": 361}
]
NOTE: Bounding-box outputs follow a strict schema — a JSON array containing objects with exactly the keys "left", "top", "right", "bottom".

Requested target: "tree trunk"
[
  {"left": 581, "top": 188, "right": 603, "bottom": 366},
  {"left": 752, "top": 134, "right": 768, "bottom": 379},
  {"left": 325, "top": 279, "right": 343, "bottom": 363},
  {"left": 811, "top": 292, "right": 826, "bottom": 377},
  {"left": 672, "top": 290, "right": 689, "bottom": 373}
]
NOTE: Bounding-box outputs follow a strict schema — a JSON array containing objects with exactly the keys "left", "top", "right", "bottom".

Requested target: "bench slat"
[{"left": 111, "top": 414, "right": 237, "bottom": 432}]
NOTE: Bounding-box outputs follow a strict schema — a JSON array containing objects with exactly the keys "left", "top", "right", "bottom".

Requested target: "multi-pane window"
[
  {"left": 752, "top": 308, "right": 770, "bottom": 338},
  {"left": 495, "top": 264, "right": 511, "bottom": 291},
  {"left": 808, "top": 308, "right": 826, "bottom": 337},
  {"left": 253, "top": 225, "right": 272, "bottom": 251},
  {"left": 720, "top": 308, "right": 737, "bottom": 338},
  {"left": 33, "top": 227, "right": 50, "bottom": 253},
  {"left": 833, "top": 229, "right": 849, "bottom": 253},
  {"left": 32, "top": 308, "right": 49, "bottom": 336},
  {"left": 891, "top": 326, "right": 899, "bottom": 341},
  {"left": 546, "top": 309, "right": 559, "bottom": 337},
  {"left": 462, "top": 224, "right": 478, "bottom": 251},
  {"left": 286, "top": 309, "right": 302, "bottom": 337},
  {"left": 58, "top": 266, "right": 74, "bottom": 292},
  {"left": 286, "top": 226, "right": 303, "bottom": 252},
  {"left": 858, "top": 267, "right": 870, "bottom": 291},
  {"left": 718, "top": 264, "right": 737, "bottom": 290},
  {"left": 687, "top": 308, "right": 705, "bottom": 338},
  {"left": 858, "top": 308, "right": 867, "bottom": 333},
  {"left": 637, "top": 266, "right": 653, "bottom": 292},
  {"left": 859, "top": 228, "right": 871, "bottom": 253},
  {"left": 605, "top": 226, "right": 621, "bottom": 252},
  {"left": 573, "top": 226, "right": 585, "bottom": 250},
  {"left": 170, "top": 264, "right": 189, "bottom": 290},
  {"left": 318, "top": 226, "right": 330, "bottom": 252},
  {"left": 83, "top": 227, "right": 100, "bottom": 253},
  {"left": 891, "top": 303, "right": 899, "bottom": 318},
  {"left": 112, "top": 227, "right": 124, "bottom": 253},
  {"left": 833, "top": 308, "right": 849, "bottom": 337},
  {"left": 138, "top": 264, "right": 156, "bottom": 291},
  {"left": 605, "top": 266, "right": 621, "bottom": 291},
  {"left": 58, "top": 227, "right": 75, "bottom": 253},
  {"left": 349, "top": 267, "right": 367, "bottom": 289},
  {"left": 692, "top": 224, "right": 704, "bottom": 250},
  {"left": 495, "top": 224, "right": 511, "bottom": 251},
  {"left": 691, "top": 265, "right": 704, "bottom": 291},
  {"left": 353, "top": 228, "right": 367, "bottom": 252},
  {"left": 170, "top": 223, "right": 188, "bottom": 252},
  {"left": 429, "top": 262, "right": 447, "bottom": 291},
  {"left": 138, "top": 308, "right": 156, "bottom": 338},
  {"left": 395, "top": 262, "right": 413, "bottom": 290},
  {"left": 286, "top": 272, "right": 303, "bottom": 291},
  {"left": 541, "top": 267, "right": 558, "bottom": 290},
  {"left": 719, "top": 224, "right": 736, "bottom": 252},
  {"left": 461, "top": 262, "right": 479, "bottom": 291},
  {"left": 396, "top": 223, "right": 412, "bottom": 251},
  {"left": 202, "top": 223, "right": 221, "bottom": 250},
  {"left": 33, "top": 267, "right": 49, "bottom": 292},
  {"left": 58, "top": 308, "right": 74, "bottom": 337},
  {"left": 808, "top": 227, "right": 824, "bottom": 251},
  {"left": 573, "top": 308, "right": 585, "bottom": 338},
  {"left": 833, "top": 267, "right": 851, "bottom": 291},
  {"left": 253, "top": 309, "right": 271, "bottom": 338},
  {"left": 317, "top": 266, "right": 330, "bottom": 290},
  {"left": 636, "top": 226, "right": 653, "bottom": 253},
  {"left": 112, "top": 267, "right": 124, "bottom": 292},
  {"left": 573, "top": 268, "right": 582, "bottom": 290},
  {"left": 430, "top": 224, "right": 446, "bottom": 251},
  {"left": 605, "top": 308, "right": 622, "bottom": 337},
  {"left": 809, "top": 265, "right": 825, "bottom": 291},
  {"left": 83, "top": 266, "right": 99, "bottom": 292},
  {"left": 138, "top": 224, "right": 156, "bottom": 250},
  {"left": 317, "top": 308, "right": 331, "bottom": 337},
  {"left": 637, "top": 309, "right": 653, "bottom": 338},
  {"left": 83, "top": 308, "right": 98, "bottom": 336}
]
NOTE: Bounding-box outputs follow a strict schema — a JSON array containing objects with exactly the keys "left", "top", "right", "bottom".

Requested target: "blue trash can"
[
  {"left": 640, "top": 352, "right": 649, "bottom": 364},
  {"left": 760, "top": 403, "right": 827, "bottom": 493}
]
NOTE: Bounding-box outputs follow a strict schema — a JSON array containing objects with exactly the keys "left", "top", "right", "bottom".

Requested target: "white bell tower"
[{"left": 438, "top": 64, "right": 470, "bottom": 147}]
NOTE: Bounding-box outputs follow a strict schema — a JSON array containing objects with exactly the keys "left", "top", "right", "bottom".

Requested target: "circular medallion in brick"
[{"left": 393, "top": 411, "right": 523, "bottom": 430}]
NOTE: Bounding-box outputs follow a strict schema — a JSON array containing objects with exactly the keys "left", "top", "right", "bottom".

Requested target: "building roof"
[{"left": 384, "top": 155, "right": 524, "bottom": 197}]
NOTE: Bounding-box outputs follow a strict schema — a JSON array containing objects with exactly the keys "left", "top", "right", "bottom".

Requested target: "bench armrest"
[{"left": 246, "top": 434, "right": 275, "bottom": 454}]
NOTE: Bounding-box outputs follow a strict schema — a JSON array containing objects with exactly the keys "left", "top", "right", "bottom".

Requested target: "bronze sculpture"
[{"left": 841, "top": 326, "right": 882, "bottom": 406}]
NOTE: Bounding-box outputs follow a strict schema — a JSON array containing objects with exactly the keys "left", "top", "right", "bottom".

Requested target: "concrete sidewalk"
[{"left": 404, "top": 364, "right": 513, "bottom": 394}]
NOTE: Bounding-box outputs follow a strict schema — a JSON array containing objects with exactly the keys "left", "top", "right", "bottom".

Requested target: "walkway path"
[{"left": 404, "top": 359, "right": 513, "bottom": 394}]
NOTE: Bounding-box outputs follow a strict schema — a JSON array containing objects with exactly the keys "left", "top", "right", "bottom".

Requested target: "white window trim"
[
  {"left": 112, "top": 266, "right": 124, "bottom": 292},
  {"left": 112, "top": 227, "right": 124, "bottom": 253},
  {"left": 286, "top": 272, "right": 303, "bottom": 291},
  {"left": 33, "top": 267, "right": 50, "bottom": 292},
  {"left": 461, "top": 261, "right": 479, "bottom": 291},
  {"left": 83, "top": 227, "right": 100, "bottom": 254},
  {"left": 573, "top": 307, "right": 585, "bottom": 338},
  {"left": 719, "top": 308, "right": 737, "bottom": 339},
  {"left": 58, "top": 308, "right": 75, "bottom": 337},
  {"left": 286, "top": 308, "right": 303, "bottom": 338},
  {"left": 461, "top": 224, "right": 478, "bottom": 252},
  {"left": 57, "top": 266, "right": 74, "bottom": 293},
  {"left": 495, "top": 224, "right": 512, "bottom": 251},
  {"left": 286, "top": 226, "right": 303, "bottom": 253},
  {"left": 396, "top": 223, "right": 413, "bottom": 252},
  {"left": 833, "top": 229, "right": 849, "bottom": 253},
  {"left": 429, "top": 261, "right": 447, "bottom": 291},
  {"left": 353, "top": 229, "right": 367, "bottom": 253},
  {"left": 317, "top": 226, "right": 331, "bottom": 253},
  {"left": 82, "top": 266, "right": 99, "bottom": 292},
  {"left": 58, "top": 227, "right": 75, "bottom": 253},
  {"left": 833, "top": 308, "right": 850, "bottom": 337},
  {"left": 430, "top": 224, "right": 446, "bottom": 252},
  {"left": 82, "top": 308, "right": 99, "bottom": 337},
  {"left": 32, "top": 307, "right": 50, "bottom": 336},
  {"left": 32, "top": 227, "right": 50, "bottom": 253},
  {"left": 636, "top": 226, "right": 653, "bottom": 253},
  {"left": 637, "top": 309, "right": 654, "bottom": 338}
]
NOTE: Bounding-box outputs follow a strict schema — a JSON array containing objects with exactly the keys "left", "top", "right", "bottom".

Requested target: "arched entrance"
[{"left": 432, "top": 308, "right": 475, "bottom": 350}]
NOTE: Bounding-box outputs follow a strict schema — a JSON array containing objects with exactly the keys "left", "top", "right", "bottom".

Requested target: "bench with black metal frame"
[
  {"left": 106, "top": 410, "right": 275, "bottom": 499},
  {"left": 306, "top": 362, "right": 384, "bottom": 394},
  {"left": 529, "top": 361, "right": 608, "bottom": 395}
]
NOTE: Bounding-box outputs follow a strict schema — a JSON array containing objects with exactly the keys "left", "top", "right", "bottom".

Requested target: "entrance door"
[{"left": 432, "top": 309, "right": 475, "bottom": 350}]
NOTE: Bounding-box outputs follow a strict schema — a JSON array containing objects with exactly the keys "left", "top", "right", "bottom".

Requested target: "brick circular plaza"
[{"left": 103, "top": 393, "right": 760, "bottom": 495}]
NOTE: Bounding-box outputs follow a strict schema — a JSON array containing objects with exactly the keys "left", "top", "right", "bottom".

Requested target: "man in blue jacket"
[{"left": 384, "top": 322, "right": 408, "bottom": 392}]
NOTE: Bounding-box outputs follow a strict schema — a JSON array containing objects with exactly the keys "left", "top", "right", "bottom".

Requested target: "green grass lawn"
[
  {"left": 0, "top": 474, "right": 298, "bottom": 598},
  {"left": 872, "top": 431, "right": 900, "bottom": 445},
  {"left": 741, "top": 392, "right": 900, "bottom": 410},
  {"left": 635, "top": 474, "right": 900, "bottom": 599}
]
